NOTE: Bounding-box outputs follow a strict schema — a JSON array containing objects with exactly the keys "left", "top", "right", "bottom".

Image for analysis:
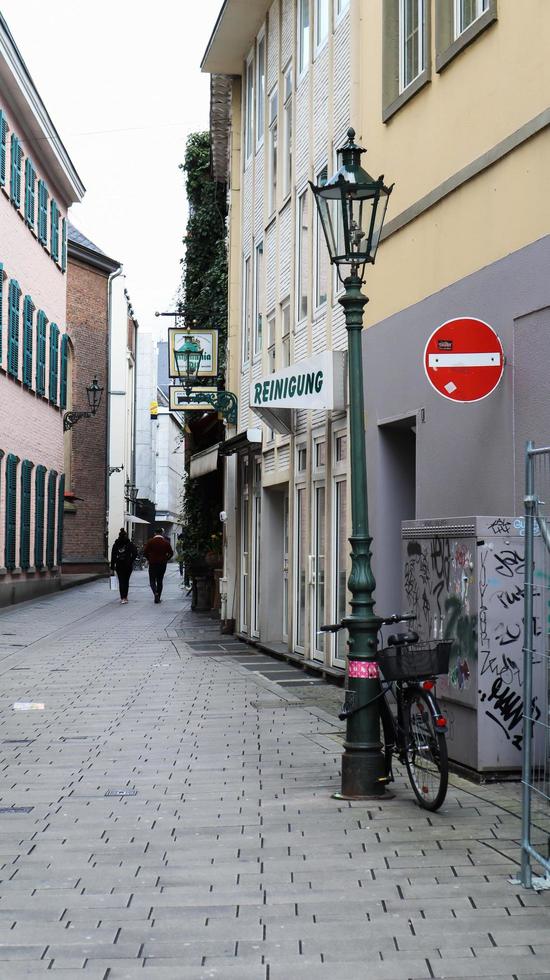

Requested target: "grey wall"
[{"left": 363, "top": 235, "right": 550, "bottom": 615}]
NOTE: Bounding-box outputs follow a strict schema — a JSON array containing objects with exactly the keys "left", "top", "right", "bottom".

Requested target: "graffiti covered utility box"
[{"left": 402, "top": 517, "right": 545, "bottom": 775}]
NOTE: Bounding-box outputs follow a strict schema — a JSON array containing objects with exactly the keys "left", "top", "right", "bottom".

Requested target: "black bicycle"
[{"left": 322, "top": 614, "right": 451, "bottom": 811}]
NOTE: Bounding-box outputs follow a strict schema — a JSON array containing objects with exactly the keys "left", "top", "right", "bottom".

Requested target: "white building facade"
[
  {"left": 107, "top": 281, "right": 138, "bottom": 548},
  {"left": 204, "top": 0, "right": 356, "bottom": 669}
]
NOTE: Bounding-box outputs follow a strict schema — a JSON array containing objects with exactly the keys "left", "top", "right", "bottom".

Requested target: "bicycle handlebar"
[{"left": 321, "top": 613, "right": 416, "bottom": 634}]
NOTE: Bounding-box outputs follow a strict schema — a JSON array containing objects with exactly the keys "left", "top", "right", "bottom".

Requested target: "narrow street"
[{"left": 0, "top": 570, "right": 549, "bottom": 979}]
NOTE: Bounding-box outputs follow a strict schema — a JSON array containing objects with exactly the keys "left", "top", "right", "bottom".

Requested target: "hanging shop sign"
[
  {"left": 250, "top": 350, "right": 345, "bottom": 412},
  {"left": 169, "top": 386, "right": 219, "bottom": 411},
  {"left": 168, "top": 327, "right": 218, "bottom": 378},
  {"left": 424, "top": 317, "right": 504, "bottom": 403}
]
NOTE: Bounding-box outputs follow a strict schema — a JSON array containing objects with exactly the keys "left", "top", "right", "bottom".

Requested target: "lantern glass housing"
[
  {"left": 309, "top": 128, "right": 393, "bottom": 282},
  {"left": 86, "top": 376, "right": 104, "bottom": 414},
  {"left": 175, "top": 334, "right": 203, "bottom": 386}
]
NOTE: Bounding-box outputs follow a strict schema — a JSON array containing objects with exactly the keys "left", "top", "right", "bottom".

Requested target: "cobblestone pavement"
[{"left": 0, "top": 568, "right": 549, "bottom": 979}]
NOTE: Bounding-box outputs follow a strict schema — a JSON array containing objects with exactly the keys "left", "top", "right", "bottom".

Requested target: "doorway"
[{"left": 376, "top": 418, "right": 416, "bottom": 616}]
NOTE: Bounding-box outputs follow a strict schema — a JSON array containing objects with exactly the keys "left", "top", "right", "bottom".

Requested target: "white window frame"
[
  {"left": 242, "top": 255, "right": 251, "bottom": 364},
  {"left": 267, "top": 310, "right": 276, "bottom": 374},
  {"left": 281, "top": 298, "right": 291, "bottom": 369},
  {"left": 256, "top": 31, "right": 266, "bottom": 149},
  {"left": 296, "top": 188, "right": 309, "bottom": 325},
  {"left": 282, "top": 64, "right": 293, "bottom": 199},
  {"left": 298, "top": 0, "right": 310, "bottom": 79},
  {"left": 334, "top": 0, "right": 350, "bottom": 23},
  {"left": 244, "top": 52, "right": 254, "bottom": 162},
  {"left": 253, "top": 240, "right": 264, "bottom": 358},
  {"left": 315, "top": 0, "right": 329, "bottom": 51},
  {"left": 268, "top": 85, "right": 278, "bottom": 215},
  {"left": 399, "top": 0, "right": 424, "bottom": 94},
  {"left": 454, "top": 0, "right": 488, "bottom": 39},
  {"left": 314, "top": 163, "right": 328, "bottom": 309}
]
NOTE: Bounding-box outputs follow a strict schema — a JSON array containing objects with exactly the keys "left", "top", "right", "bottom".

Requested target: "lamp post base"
[{"left": 337, "top": 749, "right": 392, "bottom": 800}]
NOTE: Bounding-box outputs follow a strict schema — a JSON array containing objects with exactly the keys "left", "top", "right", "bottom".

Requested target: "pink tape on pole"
[{"left": 348, "top": 661, "right": 379, "bottom": 679}]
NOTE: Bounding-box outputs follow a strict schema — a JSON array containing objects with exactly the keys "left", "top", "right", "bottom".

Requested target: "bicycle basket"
[{"left": 377, "top": 640, "right": 452, "bottom": 681}]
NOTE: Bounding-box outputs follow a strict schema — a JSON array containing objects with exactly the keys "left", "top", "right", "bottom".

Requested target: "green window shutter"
[
  {"left": 5, "top": 454, "right": 19, "bottom": 571},
  {"left": 0, "top": 110, "right": 7, "bottom": 186},
  {"left": 38, "top": 180, "right": 48, "bottom": 244},
  {"left": 56, "top": 473, "right": 65, "bottom": 567},
  {"left": 10, "top": 134, "right": 22, "bottom": 207},
  {"left": 36, "top": 310, "right": 47, "bottom": 395},
  {"left": 22, "top": 295, "right": 34, "bottom": 388},
  {"left": 61, "top": 217, "right": 67, "bottom": 273},
  {"left": 34, "top": 465, "right": 46, "bottom": 570},
  {"left": 7, "top": 279, "right": 21, "bottom": 379},
  {"left": 46, "top": 470, "right": 57, "bottom": 569},
  {"left": 59, "top": 333, "right": 69, "bottom": 410},
  {"left": 50, "top": 200, "right": 59, "bottom": 261},
  {"left": 0, "top": 263, "right": 3, "bottom": 362},
  {"left": 19, "top": 460, "right": 34, "bottom": 571},
  {"left": 24, "top": 159, "right": 36, "bottom": 227},
  {"left": 49, "top": 322, "right": 59, "bottom": 404}
]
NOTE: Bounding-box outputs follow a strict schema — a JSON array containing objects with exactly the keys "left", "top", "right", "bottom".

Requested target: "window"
[
  {"left": 267, "top": 312, "right": 276, "bottom": 374},
  {"left": 268, "top": 87, "right": 278, "bottom": 214},
  {"left": 50, "top": 200, "right": 60, "bottom": 262},
  {"left": 5, "top": 454, "right": 18, "bottom": 571},
  {"left": 315, "top": 164, "right": 328, "bottom": 307},
  {"left": 399, "top": 0, "right": 424, "bottom": 91},
  {"left": 46, "top": 470, "right": 57, "bottom": 569},
  {"left": 0, "top": 109, "right": 7, "bottom": 186},
  {"left": 253, "top": 241, "right": 264, "bottom": 357},
  {"left": 335, "top": 0, "right": 350, "bottom": 19},
  {"left": 242, "top": 256, "right": 251, "bottom": 363},
  {"left": 297, "top": 190, "right": 309, "bottom": 322},
  {"left": 435, "top": 0, "right": 496, "bottom": 72},
  {"left": 34, "top": 465, "right": 46, "bottom": 570},
  {"left": 283, "top": 65, "right": 293, "bottom": 197},
  {"left": 335, "top": 433, "right": 347, "bottom": 461},
  {"left": 60, "top": 333, "right": 69, "bottom": 410},
  {"left": 24, "top": 159, "right": 36, "bottom": 227},
  {"left": 10, "top": 134, "right": 22, "bottom": 208},
  {"left": 244, "top": 54, "right": 254, "bottom": 161},
  {"left": 298, "top": 0, "right": 310, "bottom": 77},
  {"left": 36, "top": 310, "right": 47, "bottom": 395},
  {"left": 38, "top": 180, "right": 49, "bottom": 245},
  {"left": 382, "top": 0, "right": 430, "bottom": 121},
  {"left": 256, "top": 34, "right": 265, "bottom": 148},
  {"left": 316, "top": 0, "right": 329, "bottom": 49},
  {"left": 56, "top": 473, "right": 65, "bottom": 567},
  {"left": 7, "top": 279, "right": 21, "bottom": 379},
  {"left": 22, "top": 295, "right": 33, "bottom": 388},
  {"left": 19, "top": 460, "right": 33, "bottom": 571},
  {"left": 455, "top": 0, "right": 488, "bottom": 37},
  {"left": 315, "top": 440, "right": 326, "bottom": 468},
  {"left": 297, "top": 446, "right": 307, "bottom": 472},
  {"left": 281, "top": 299, "right": 291, "bottom": 368},
  {"left": 49, "top": 322, "right": 59, "bottom": 404}
]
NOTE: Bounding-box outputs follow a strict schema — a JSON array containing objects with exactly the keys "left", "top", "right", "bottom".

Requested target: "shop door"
[
  {"left": 294, "top": 485, "right": 307, "bottom": 653},
  {"left": 282, "top": 493, "right": 289, "bottom": 642},
  {"left": 311, "top": 483, "right": 326, "bottom": 661},
  {"left": 240, "top": 469, "right": 249, "bottom": 633}
]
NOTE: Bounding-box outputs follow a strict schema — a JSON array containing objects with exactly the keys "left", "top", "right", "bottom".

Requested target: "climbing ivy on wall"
[{"left": 178, "top": 131, "right": 228, "bottom": 378}]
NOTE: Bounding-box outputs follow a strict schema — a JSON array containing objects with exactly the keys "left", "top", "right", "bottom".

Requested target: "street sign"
[
  {"left": 169, "top": 385, "right": 217, "bottom": 411},
  {"left": 168, "top": 328, "right": 218, "bottom": 378},
  {"left": 424, "top": 317, "right": 504, "bottom": 403}
]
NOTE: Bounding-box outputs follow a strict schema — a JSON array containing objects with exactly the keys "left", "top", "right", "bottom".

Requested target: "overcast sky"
[{"left": 1, "top": 0, "right": 222, "bottom": 338}]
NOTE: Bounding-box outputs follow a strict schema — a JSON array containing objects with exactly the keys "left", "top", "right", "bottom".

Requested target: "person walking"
[
  {"left": 144, "top": 527, "right": 174, "bottom": 603},
  {"left": 110, "top": 528, "right": 137, "bottom": 604},
  {"left": 175, "top": 534, "right": 185, "bottom": 578}
]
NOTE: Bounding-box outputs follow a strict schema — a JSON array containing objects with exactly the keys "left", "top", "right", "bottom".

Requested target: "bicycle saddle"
[{"left": 387, "top": 630, "right": 419, "bottom": 647}]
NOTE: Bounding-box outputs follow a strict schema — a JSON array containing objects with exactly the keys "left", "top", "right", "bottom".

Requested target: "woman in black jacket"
[{"left": 110, "top": 529, "right": 137, "bottom": 604}]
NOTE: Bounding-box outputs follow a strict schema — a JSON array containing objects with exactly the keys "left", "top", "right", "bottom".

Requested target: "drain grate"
[
  {"left": 0, "top": 806, "right": 34, "bottom": 813},
  {"left": 105, "top": 788, "right": 137, "bottom": 797}
]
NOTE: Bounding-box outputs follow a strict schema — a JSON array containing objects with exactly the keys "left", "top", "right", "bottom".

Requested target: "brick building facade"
[{"left": 63, "top": 226, "right": 120, "bottom": 573}]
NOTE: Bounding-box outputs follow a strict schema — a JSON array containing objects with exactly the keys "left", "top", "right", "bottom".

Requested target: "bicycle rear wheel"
[{"left": 404, "top": 689, "right": 448, "bottom": 811}]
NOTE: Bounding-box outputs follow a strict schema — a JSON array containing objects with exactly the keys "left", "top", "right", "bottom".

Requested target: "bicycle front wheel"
[{"left": 404, "top": 689, "right": 448, "bottom": 811}]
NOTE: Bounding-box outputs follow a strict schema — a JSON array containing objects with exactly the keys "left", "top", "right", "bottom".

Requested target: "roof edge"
[{"left": 68, "top": 239, "right": 120, "bottom": 275}]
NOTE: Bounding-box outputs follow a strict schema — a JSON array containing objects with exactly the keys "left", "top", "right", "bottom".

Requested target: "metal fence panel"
[{"left": 519, "top": 441, "right": 550, "bottom": 889}]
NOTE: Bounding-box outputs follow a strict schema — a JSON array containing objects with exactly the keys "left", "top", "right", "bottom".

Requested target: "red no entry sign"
[{"left": 424, "top": 317, "right": 504, "bottom": 403}]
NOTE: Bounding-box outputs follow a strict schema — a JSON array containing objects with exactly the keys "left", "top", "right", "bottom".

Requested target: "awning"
[
  {"left": 218, "top": 427, "right": 262, "bottom": 457},
  {"left": 251, "top": 406, "right": 292, "bottom": 435},
  {"left": 189, "top": 443, "right": 220, "bottom": 479},
  {"left": 124, "top": 514, "right": 150, "bottom": 524}
]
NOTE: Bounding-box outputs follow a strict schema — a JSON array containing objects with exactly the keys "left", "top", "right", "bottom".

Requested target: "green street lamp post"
[{"left": 310, "top": 128, "right": 393, "bottom": 799}]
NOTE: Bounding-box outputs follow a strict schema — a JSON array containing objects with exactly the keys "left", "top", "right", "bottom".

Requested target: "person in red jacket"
[{"left": 143, "top": 528, "right": 174, "bottom": 603}]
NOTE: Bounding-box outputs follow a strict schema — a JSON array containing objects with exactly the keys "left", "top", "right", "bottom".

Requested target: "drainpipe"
[{"left": 105, "top": 266, "right": 123, "bottom": 559}]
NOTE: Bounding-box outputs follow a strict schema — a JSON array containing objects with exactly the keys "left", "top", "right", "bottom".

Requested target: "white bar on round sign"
[{"left": 428, "top": 352, "right": 501, "bottom": 368}]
